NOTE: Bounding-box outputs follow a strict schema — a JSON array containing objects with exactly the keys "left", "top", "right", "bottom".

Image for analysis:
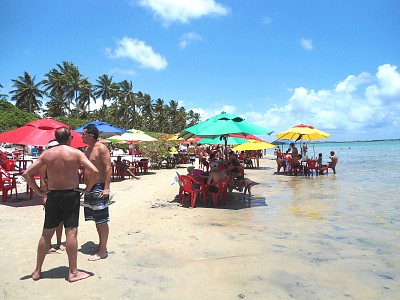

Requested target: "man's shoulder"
[{"left": 94, "top": 142, "right": 110, "bottom": 153}]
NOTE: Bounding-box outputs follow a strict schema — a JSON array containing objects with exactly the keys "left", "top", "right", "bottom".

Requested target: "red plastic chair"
[
  {"left": 28, "top": 173, "right": 41, "bottom": 200},
  {"left": 317, "top": 165, "right": 329, "bottom": 175},
  {"left": 111, "top": 162, "right": 125, "bottom": 181},
  {"left": 1, "top": 168, "right": 18, "bottom": 202},
  {"left": 228, "top": 165, "right": 244, "bottom": 190},
  {"left": 317, "top": 163, "right": 337, "bottom": 175},
  {"left": 178, "top": 175, "right": 205, "bottom": 208},
  {"left": 4, "top": 160, "right": 17, "bottom": 171},
  {"left": 306, "top": 160, "right": 318, "bottom": 176},
  {"left": 16, "top": 159, "right": 33, "bottom": 172},
  {"left": 287, "top": 159, "right": 303, "bottom": 176},
  {"left": 206, "top": 177, "right": 231, "bottom": 207},
  {"left": 137, "top": 159, "right": 149, "bottom": 174}
]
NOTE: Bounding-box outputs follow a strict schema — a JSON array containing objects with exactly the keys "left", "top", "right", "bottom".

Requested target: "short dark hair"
[
  {"left": 330, "top": 151, "right": 335, "bottom": 155},
  {"left": 84, "top": 124, "right": 99, "bottom": 140},
  {"left": 55, "top": 128, "right": 71, "bottom": 144}
]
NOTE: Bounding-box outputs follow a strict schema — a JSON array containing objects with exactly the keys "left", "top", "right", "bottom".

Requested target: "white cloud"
[
  {"left": 179, "top": 32, "right": 203, "bottom": 49},
  {"left": 335, "top": 72, "right": 371, "bottom": 93},
  {"left": 138, "top": 0, "right": 229, "bottom": 24},
  {"left": 106, "top": 37, "right": 168, "bottom": 70},
  {"left": 190, "top": 64, "right": 400, "bottom": 141},
  {"left": 300, "top": 38, "right": 313, "bottom": 51}
]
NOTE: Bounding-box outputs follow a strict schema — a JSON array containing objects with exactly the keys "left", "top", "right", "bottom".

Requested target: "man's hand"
[
  {"left": 101, "top": 188, "right": 110, "bottom": 198},
  {"left": 74, "top": 187, "right": 88, "bottom": 194},
  {"left": 37, "top": 189, "right": 49, "bottom": 197}
]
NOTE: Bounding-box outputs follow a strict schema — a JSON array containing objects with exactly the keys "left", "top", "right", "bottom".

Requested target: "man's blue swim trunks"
[{"left": 83, "top": 182, "right": 110, "bottom": 224}]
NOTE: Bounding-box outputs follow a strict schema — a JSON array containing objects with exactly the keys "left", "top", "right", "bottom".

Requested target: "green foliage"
[
  {"left": 54, "top": 116, "right": 95, "bottom": 130},
  {"left": 0, "top": 99, "right": 38, "bottom": 133},
  {"left": 4, "top": 62, "right": 202, "bottom": 135}
]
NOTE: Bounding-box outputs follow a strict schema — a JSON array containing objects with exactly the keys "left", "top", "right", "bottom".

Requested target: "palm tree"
[
  {"left": 77, "top": 78, "right": 94, "bottom": 114},
  {"left": 63, "top": 62, "right": 87, "bottom": 118},
  {"left": 93, "top": 74, "right": 116, "bottom": 119},
  {"left": 118, "top": 80, "right": 137, "bottom": 128},
  {"left": 0, "top": 83, "right": 8, "bottom": 99},
  {"left": 153, "top": 98, "right": 166, "bottom": 132},
  {"left": 167, "top": 100, "right": 179, "bottom": 133},
  {"left": 43, "top": 62, "right": 87, "bottom": 118},
  {"left": 187, "top": 109, "right": 201, "bottom": 127},
  {"left": 137, "top": 92, "right": 153, "bottom": 129},
  {"left": 10, "top": 71, "right": 44, "bottom": 113},
  {"left": 44, "top": 96, "right": 67, "bottom": 117},
  {"left": 43, "top": 64, "right": 68, "bottom": 115}
]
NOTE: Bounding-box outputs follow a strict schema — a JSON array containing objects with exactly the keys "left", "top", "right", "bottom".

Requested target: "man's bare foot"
[
  {"left": 58, "top": 244, "right": 66, "bottom": 251},
  {"left": 31, "top": 270, "right": 41, "bottom": 281},
  {"left": 136, "top": 177, "right": 141, "bottom": 180},
  {"left": 68, "top": 271, "right": 92, "bottom": 282},
  {"left": 88, "top": 252, "right": 108, "bottom": 261}
]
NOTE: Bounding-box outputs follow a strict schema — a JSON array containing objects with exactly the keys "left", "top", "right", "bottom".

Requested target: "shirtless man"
[
  {"left": 287, "top": 142, "right": 300, "bottom": 168},
  {"left": 23, "top": 128, "right": 99, "bottom": 282},
  {"left": 81, "top": 124, "right": 112, "bottom": 261},
  {"left": 39, "top": 140, "right": 65, "bottom": 253},
  {"left": 207, "top": 161, "right": 229, "bottom": 193},
  {"left": 328, "top": 151, "right": 339, "bottom": 174},
  {"left": 187, "top": 142, "right": 196, "bottom": 165}
]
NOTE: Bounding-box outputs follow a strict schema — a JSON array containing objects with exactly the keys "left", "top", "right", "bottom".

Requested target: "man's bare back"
[
  {"left": 42, "top": 146, "right": 85, "bottom": 190},
  {"left": 25, "top": 145, "right": 98, "bottom": 191}
]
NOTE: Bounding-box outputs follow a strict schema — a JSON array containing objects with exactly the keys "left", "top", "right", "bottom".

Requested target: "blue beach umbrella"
[{"left": 75, "top": 121, "right": 127, "bottom": 138}]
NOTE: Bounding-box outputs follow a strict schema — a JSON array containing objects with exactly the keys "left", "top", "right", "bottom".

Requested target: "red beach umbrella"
[{"left": 0, "top": 118, "right": 86, "bottom": 148}]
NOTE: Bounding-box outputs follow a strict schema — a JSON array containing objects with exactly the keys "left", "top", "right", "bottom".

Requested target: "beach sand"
[{"left": 0, "top": 155, "right": 397, "bottom": 299}]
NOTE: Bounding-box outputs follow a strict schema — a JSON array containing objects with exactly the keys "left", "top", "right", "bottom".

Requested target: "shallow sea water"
[{"left": 251, "top": 141, "right": 400, "bottom": 298}]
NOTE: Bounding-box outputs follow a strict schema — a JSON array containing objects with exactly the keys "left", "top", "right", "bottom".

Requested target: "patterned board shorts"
[{"left": 83, "top": 182, "right": 110, "bottom": 224}]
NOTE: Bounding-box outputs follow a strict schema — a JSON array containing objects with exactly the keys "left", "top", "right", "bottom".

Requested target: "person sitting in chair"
[
  {"left": 207, "top": 161, "right": 229, "bottom": 193},
  {"left": 115, "top": 156, "right": 140, "bottom": 180},
  {"left": 227, "top": 152, "right": 244, "bottom": 191}
]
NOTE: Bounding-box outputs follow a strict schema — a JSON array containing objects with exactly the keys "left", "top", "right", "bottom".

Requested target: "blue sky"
[{"left": 1, "top": 0, "right": 399, "bottom": 141}]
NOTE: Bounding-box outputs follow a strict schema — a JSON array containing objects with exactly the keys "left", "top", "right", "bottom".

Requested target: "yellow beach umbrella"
[
  {"left": 232, "top": 140, "right": 275, "bottom": 151},
  {"left": 276, "top": 124, "right": 331, "bottom": 141},
  {"left": 167, "top": 133, "right": 183, "bottom": 141}
]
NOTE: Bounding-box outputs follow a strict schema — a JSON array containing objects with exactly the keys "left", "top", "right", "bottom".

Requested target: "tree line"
[{"left": 1, "top": 61, "right": 201, "bottom": 133}]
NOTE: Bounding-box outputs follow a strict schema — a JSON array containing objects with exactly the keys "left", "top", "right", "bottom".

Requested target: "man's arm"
[
  {"left": 79, "top": 153, "right": 99, "bottom": 192},
  {"left": 99, "top": 144, "right": 112, "bottom": 195},
  {"left": 22, "top": 157, "right": 46, "bottom": 196},
  {"left": 39, "top": 166, "right": 48, "bottom": 205}
]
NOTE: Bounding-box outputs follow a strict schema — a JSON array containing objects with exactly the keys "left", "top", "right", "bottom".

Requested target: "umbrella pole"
[
  {"left": 313, "top": 144, "right": 315, "bottom": 159},
  {"left": 224, "top": 136, "right": 228, "bottom": 164}
]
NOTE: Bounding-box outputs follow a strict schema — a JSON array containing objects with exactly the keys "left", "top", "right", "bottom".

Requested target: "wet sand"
[{"left": 0, "top": 155, "right": 398, "bottom": 299}]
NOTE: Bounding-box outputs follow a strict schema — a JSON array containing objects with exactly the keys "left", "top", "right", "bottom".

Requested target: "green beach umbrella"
[
  {"left": 197, "top": 136, "right": 248, "bottom": 145},
  {"left": 179, "top": 112, "right": 273, "bottom": 161},
  {"left": 179, "top": 112, "right": 273, "bottom": 139}
]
